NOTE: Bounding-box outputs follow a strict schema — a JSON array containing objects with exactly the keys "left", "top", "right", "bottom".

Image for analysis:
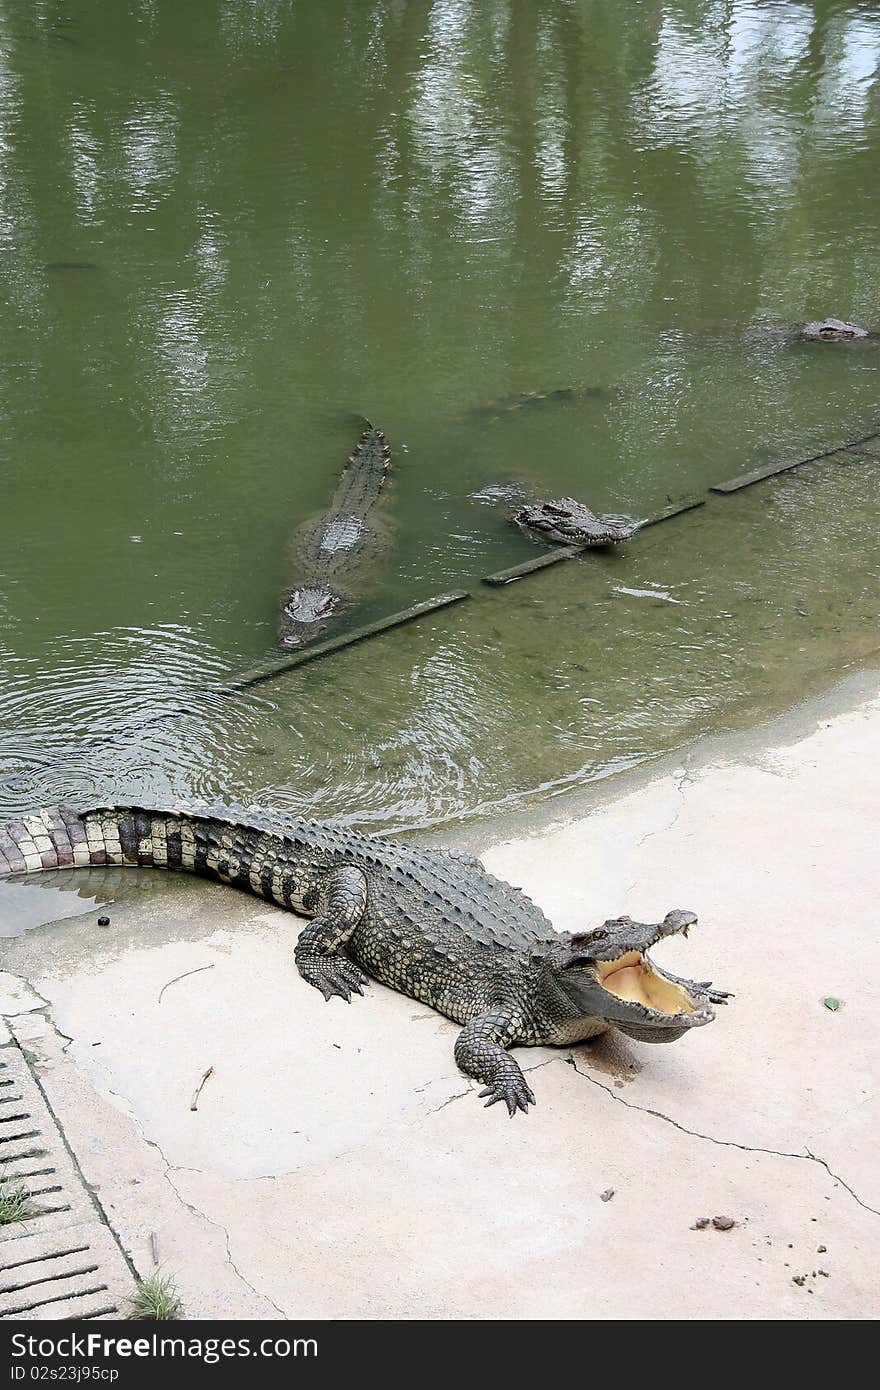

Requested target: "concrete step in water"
[
  {"left": 710, "top": 431, "right": 880, "bottom": 492},
  {"left": 0, "top": 1041, "right": 138, "bottom": 1320}
]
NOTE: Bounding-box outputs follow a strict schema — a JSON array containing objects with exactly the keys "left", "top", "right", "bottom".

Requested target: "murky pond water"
[{"left": 1, "top": 0, "right": 879, "bottom": 833}]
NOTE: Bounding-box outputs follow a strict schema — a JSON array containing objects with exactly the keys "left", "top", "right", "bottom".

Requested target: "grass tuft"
[
  {"left": 0, "top": 1183, "right": 34, "bottom": 1226},
  {"left": 129, "top": 1274, "right": 183, "bottom": 1321}
]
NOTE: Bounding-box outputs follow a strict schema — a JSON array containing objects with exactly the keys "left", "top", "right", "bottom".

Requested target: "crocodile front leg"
[
  {"left": 659, "top": 964, "right": 734, "bottom": 1005},
  {"left": 454, "top": 1010, "right": 535, "bottom": 1116},
  {"left": 294, "top": 865, "right": 370, "bottom": 1002}
]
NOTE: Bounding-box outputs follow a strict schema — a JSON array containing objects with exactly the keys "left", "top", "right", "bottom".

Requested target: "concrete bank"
[{"left": 2, "top": 670, "right": 879, "bottom": 1319}]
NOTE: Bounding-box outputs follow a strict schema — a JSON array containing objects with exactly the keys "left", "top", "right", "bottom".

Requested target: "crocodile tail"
[
  {"left": 330, "top": 424, "right": 392, "bottom": 516},
  {"left": 0, "top": 806, "right": 302, "bottom": 913}
]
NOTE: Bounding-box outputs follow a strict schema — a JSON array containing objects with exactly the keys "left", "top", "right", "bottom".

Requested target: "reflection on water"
[
  {"left": 1, "top": 1, "right": 879, "bottom": 832},
  {"left": 0, "top": 875, "right": 108, "bottom": 938}
]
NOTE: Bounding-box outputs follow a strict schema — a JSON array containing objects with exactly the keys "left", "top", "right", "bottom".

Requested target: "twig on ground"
[
  {"left": 190, "top": 1066, "right": 214, "bottom": 1111},
  {"left": 158, "top": 964, "right": 214, "bottom": 1005}
]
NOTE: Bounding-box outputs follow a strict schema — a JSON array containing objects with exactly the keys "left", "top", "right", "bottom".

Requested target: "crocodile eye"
[{"left": 589, "top": 928, "right": 608, "bottom": 941}]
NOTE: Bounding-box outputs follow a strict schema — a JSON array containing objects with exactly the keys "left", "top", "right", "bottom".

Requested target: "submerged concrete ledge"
[
  {"left": 710, "top": 431, "right": 880, "bottom": 493},
  {"left": 218, "top": 590, "right": 471, "bottom": 692},
  {"left": 482, "top": 543, "right": 583, "bottom": 585}
]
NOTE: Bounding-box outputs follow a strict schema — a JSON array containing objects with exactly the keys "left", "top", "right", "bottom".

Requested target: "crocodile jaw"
[
  {"left": 592, "top": 945, "right": 717, "bottom": 1041},
  {"left": 554, "top": 903, "right": 728, "bottom": 1057},
  {"left": 596, "top": 950, "right": 698, "bottom": 1016},
  {"left": 559, "top": 911, "right": 718, "bottom": 1037}
]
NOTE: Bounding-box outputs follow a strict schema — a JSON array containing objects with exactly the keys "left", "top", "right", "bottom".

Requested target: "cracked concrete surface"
[
  {"left": 564, "top": 1056, "right": 877, "bottom": 1217},
  {"left": 1, "top": 672, "right": 879, "bottom": 1319}
]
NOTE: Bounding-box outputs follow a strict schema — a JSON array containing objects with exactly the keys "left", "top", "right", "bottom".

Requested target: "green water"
[{"left": 1, "top": 0, "right": 879, "bottom": 831}]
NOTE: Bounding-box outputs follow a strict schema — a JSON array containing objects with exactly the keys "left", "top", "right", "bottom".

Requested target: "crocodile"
[
  {"left": 515, "top": 497, "right": 638, "bottom": 547},
  {"left": 280, "top": 424, "right": 392, "bottom": 649},
  {"left": 0, "top": 805, "right": 729, "bottom": 1115},
  {"left": 800, "top": 318, "right": 879, "bottom": 342},
  {"left": 465, "top": 385, "right": 621, "bottom": 423}
]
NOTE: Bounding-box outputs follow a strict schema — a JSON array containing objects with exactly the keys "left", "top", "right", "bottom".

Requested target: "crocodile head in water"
[
  {"left": 553, "top": 909, "right": 727, "bottom": 1043},
  {"left": 801, "top": 317, "right": 870, "bottom": 341},
  {"left": 515, "top": 496, "right": 637, "bottom": 547},
  {"left": 279, "top": 586, "right": 338, "bottom": 648}
]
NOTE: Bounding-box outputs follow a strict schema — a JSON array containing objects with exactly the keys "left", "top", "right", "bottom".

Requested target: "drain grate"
[{"left": 1, "top": 1044, "right": 138, "bottom": 1320}]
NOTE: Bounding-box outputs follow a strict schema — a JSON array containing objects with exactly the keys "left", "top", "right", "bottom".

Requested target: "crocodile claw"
[
  {"left": 479, "top": 1075, "right": 536, "bottom": 1117},
  {"left": 300, "top": 953, "right": 369, "bottom": 1004},
  {"left": 697, "top": 981, "right": 734, "bottom": 1004}
]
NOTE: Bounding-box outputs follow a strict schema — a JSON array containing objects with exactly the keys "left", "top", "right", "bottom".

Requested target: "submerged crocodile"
[
  {"left": 515, "top": 497, "right": 638, "bottom": 547},
  {"left": 465, "top": 385, "right": 620, "bottom": 422},
  {"left": 800, "top": 318, "right": 879, "bottom": 342},
  {"left": 0, "top": 806, "right": 729, "bottom": 1115},
  {"left": 280, "top": 424, "right": 392, "bottom": 649}
]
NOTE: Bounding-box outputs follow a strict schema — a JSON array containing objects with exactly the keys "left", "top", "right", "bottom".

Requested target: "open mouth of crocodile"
[
  {"left": 562, "top": 910, "right": 724, "bottom": 1038},
  {"left": 596, "top": 951, "right": 696, "bottom": 1016},
  {"left": 582, "top": 909, "right": 717, "bottom": 1028}
]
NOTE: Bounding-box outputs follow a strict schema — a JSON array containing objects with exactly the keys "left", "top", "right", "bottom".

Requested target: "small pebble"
[
  {"left": 691, "top": 1217, "right": 711, "bottom": 1230},
  {"left": 599, "top": 1188, "right": 615, "bottom": 1203},
  {"left": 822, "top": 997, "right": 841, "bottom": 1011},
  {"left": 97, "top": 916, "right": 110, "bottom": 927},
  {"left": 817, "top": 1245, "right": 827, "bottom": 1253},
  {"left": 712, "top": 1215, "right": 736, "bottom": 1231}
]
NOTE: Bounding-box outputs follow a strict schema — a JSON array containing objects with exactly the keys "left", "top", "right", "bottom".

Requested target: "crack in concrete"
[
  {"left": 4, "top": 976, "right": 288, "bottom": 1320},
  {"left": 11, "top": 1021, "right": 268, "bottom": 1312},
  {"left": 13, "top": 1005, "right": 75, "bottom": 1051},
  {"left": 521, "top": 1054, "right": 558, "bottom": 1073},
  {"left": 424, "top": 1088, "right": 472, "bottom": 1116},
  {"left": 162, "top": 1163, "right": 288, "bottom": 1320},
  {"left": 633, "top": 803, "right": 683, "bottom": 855},
  {"left": 674, "top": 762, "right": 698, "bottom": 791},
  {"left": 566, "top": 1056, "right": 880, "bottom": 1217},
  {"left": 2, "top": 985, "right": 51, "bottom": 1012},
  {"left": 1, "top": 970, "right": 74, "bottom": 1049},
  {"left": 135, "top": 1124, "right": 288, "bottom": 1319},
  {"left": 119, "top": 1121, "right": 290, "bottom": 1319},
  {"left": 625, "top": 771, "right": 693, "bottom": 895}
]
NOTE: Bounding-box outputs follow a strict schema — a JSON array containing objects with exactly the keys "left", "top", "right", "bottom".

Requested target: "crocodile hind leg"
[
  {"left": 294, "top": 865, "right": 370, "bottom": 1003},
  {"left": 454, "top": 1010, "right": 535, "bottom": 1116}
]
